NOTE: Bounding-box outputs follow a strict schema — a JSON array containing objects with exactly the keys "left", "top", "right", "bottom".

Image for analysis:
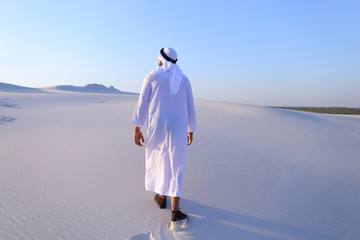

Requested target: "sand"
[{"left": 1, "top": 83, "right": 360, "bottom": 239}]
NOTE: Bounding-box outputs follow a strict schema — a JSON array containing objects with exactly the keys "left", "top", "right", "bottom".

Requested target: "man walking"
[{"left": 131, "top": 48, "right": 197, "bottom": 225}]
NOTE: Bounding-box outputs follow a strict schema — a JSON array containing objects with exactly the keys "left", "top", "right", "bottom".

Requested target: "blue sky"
[{"left": 1, "top": 0, "right": 359, "bottom": 107}]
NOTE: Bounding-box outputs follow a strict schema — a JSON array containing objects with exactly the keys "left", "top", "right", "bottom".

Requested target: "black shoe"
[
  {"left": 171, "top": 210, "right": 187, "bottom": 222},
  {"left": 154, "top": 194, "right": 167, "bottom": 209}
]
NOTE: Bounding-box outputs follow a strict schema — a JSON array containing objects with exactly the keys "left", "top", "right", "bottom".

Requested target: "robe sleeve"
[
  {"left": 186, "top": 80, "right": 197, "bottom": 132},
  {"left": 131, "top": 73, "right": 152, "bottom": 128}
]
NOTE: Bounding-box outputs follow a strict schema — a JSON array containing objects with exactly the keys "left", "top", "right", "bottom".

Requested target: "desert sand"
[{"left": 1, "top": 83, "right": 360, "bottom": 239}]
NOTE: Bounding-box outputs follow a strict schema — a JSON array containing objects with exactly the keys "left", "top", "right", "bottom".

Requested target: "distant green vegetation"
[{"left": 271, "top": 107, "right": 360, "bottom": 115}]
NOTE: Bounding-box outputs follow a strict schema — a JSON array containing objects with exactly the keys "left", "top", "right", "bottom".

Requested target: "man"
[{"left": 131, "top": 48, "right": 197, "bottom": 224}]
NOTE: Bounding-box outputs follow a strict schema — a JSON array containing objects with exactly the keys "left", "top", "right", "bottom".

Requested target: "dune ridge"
[{"left": 0, "top": 82, "right": 136, "bottom": 95}]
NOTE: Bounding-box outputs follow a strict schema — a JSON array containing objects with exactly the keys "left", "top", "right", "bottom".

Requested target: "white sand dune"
[
  {"left": 43, "top": 84, "right": 136, "bottom": 95},
  {"left": 1, "top": 88, "right": 359, "bottom": 239},
  {"left": 0, "top": 82, "right": 45, "bottom": 93},
  {"left": 0, "top": 82, "right": 136, "bottom": 95}
]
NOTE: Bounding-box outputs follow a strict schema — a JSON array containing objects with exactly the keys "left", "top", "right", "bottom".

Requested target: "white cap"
[{"left": 161, "top": 48, "right": 178, "bottom": 63}]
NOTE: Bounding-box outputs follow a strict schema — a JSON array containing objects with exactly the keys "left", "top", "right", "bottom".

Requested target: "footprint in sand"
[
  {"left": 0, "top": 99, "right": 21, "bottom": 108},
  {"left": 141, "top": 212, "right": 208, "bottom": 240},
  {"left": 0, "top": 116, "right": 16, "bottom": 124}
]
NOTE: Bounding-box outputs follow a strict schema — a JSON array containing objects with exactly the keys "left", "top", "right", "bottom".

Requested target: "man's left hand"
[
  {"left": 134, "top": 126, "right": 145, "bottom": 147},
  {"left": 187, "top": 132, "right": 193, "bottom": 146}
]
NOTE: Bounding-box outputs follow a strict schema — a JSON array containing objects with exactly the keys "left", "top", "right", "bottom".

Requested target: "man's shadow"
[
  {"left": 128, "top": 198, "right": 341, "bottom": 240},
  {"left": 181, "top": 198, "right": 341, "bottom": 240}
]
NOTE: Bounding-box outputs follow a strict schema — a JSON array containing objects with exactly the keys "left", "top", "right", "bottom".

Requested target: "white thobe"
[{"left": 132, "top": 68, "right": 197, "bottom": 197}]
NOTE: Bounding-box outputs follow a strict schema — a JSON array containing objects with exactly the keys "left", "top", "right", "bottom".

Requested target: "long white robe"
[{"left": 131, "top": 68, "right": 197, "bottom": 197}]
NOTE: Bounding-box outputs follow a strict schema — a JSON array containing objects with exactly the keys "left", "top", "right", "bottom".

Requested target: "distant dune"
[
  {"left": 0, "top": 82, "right": 137, "bottom": 95},
  {"left": 43, "top": 84, "right": 134, "bottom": 94},
  {"left": 0, "top": 82, "right": 45, "bottom": 93}
]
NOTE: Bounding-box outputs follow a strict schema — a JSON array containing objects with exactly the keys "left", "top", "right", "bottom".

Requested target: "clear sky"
[{"left": 1, "top": 0, "right": 359, "bottom": 107}]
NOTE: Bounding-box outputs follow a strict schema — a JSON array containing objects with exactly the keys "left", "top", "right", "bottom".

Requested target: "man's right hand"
[{"left": 134, "top": 126, "right": 145, "bottom": 147}]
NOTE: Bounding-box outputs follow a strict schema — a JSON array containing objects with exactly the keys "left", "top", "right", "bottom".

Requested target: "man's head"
[
  {"left": 159, "top": 48, "right": 178, "bottom": 65},
  {"left": 156, "top": 47, "right": 183, "bottom": 95}
]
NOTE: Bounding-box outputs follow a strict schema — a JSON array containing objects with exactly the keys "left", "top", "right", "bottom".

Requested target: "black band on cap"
[{"left": 160, "top": 48, "right": 177, "bottom": 64}]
